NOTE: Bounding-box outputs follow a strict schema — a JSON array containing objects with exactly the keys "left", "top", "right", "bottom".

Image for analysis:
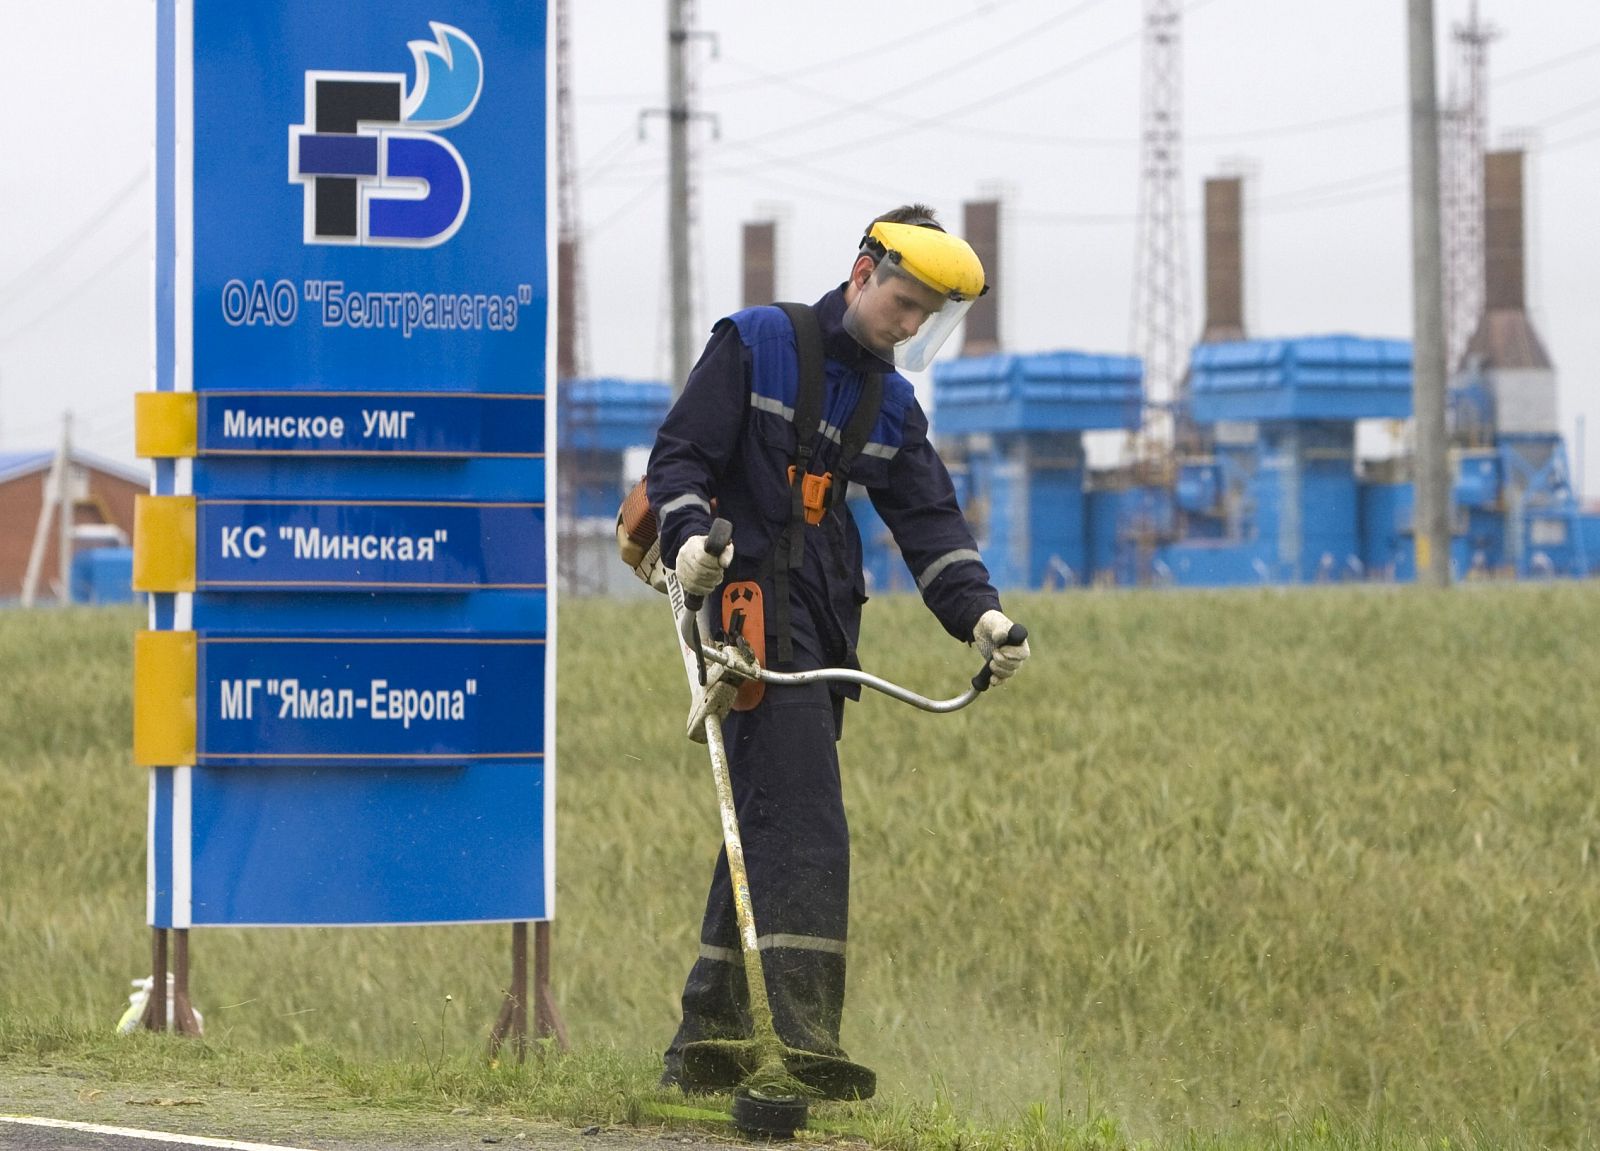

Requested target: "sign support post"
[
  {"left": 487, "top": 922, "right": 570, "bottom": 1060},
  {"left": 138, "top": 928, "right": 202, "bottom": 1036}
]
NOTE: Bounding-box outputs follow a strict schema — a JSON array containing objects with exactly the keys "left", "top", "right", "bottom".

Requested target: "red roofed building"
[{"left": 0, "top": 448, "right": 147, "bottom": 602}]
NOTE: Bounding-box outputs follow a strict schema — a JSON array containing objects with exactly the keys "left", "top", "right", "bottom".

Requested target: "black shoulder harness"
[{"left": 767, "top": 302, "right": 884, "bottom": 662}]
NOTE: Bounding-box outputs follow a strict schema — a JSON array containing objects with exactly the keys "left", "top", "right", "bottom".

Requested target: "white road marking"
[{"left": 0, "top": 1115, "right": 321, "bottom": 1150}]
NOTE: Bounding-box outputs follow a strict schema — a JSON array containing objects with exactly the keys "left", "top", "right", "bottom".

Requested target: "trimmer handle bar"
[
  {"left": 682, "top": 517, "right": 734, "bottom": 613},
  {"left": 687, "top": 516, "right": 1021, "bottom": 713},
  {"left": 971, "top": 622, "right": 1029, "bottom": 693},
  {"left": 697, "top": 630, "right": 1026, "bottom": 715}
]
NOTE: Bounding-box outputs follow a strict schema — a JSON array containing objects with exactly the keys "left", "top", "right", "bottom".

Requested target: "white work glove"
[
  {"left": 673, "top": 532, "right": 733, "bottom": 598},
  {"left": 973, "top": 609, "right": 1030, "bottom": 683}
]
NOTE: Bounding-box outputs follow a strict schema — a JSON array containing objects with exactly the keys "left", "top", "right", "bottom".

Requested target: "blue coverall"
[{"left": 647, "top": 284, "right": 1002, "bottom": 1085}]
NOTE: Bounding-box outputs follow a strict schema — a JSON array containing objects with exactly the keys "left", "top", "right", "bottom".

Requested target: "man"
[{"left": 647, "top": 204, "right": 1031, "bottom": 1096}]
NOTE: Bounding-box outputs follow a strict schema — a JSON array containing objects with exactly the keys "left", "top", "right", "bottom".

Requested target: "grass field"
[{"left": 2, "top": 585, "right": 1598, "bottom": 1148}]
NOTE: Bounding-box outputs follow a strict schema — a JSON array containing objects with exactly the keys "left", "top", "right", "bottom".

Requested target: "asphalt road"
[
  {"left": 0, "top": 1115, "right": 727, "bottom": 1151},
  {"left": 0, "top": 1117, "right": 319, "bottom": 1150}
]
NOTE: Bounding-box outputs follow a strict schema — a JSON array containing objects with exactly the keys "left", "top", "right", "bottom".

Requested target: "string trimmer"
[{"left": 663, "top": 518, "right": 1027, "bottom": 1138}]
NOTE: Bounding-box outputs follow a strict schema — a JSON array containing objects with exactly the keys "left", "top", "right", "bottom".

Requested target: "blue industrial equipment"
[
  {"left": 1189, "top": 336, "right": 1412, "bottom": 424},
  {"left": 931, "top": 350, "right": 1142, "bottom": 588},
  {"left": 1175, "top": 460, "right": 1221, "bottom": 515},
  {"left": 71, "top": 547, "right": 135, "bottom": 605},
  {"left": 773, "top": 327, "right": 1600, "bottom": 591},
  {"left": 1087, "top": 485, "right": 1173, "bottom": 587},
  {"left": 1497, "top": 435, "right": 1589, "bottom": 578},
  {"left": 559, "top": 377, "right": 670, "bottom": 518},
  {"left": 1454, "top": 451, "right": 1501, "bottom": 509},
  {"left": 934, "top": 351, "right": 1143, "bottom": 435},
  {"left": 1449, "top": 381, "right": 1496, "bottom": 447},
  {"left": 559, "top": 378, "right": 671, "bottom": 453},
  {"left": 1358, "top": 482, "right": 1414, "bottom": 581},
  {"left": 1157, "top": 335, "right": 1415, "bottom": 585}
]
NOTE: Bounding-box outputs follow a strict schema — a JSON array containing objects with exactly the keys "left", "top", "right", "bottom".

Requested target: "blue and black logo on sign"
[{"left": 288, "top": 23, "right": 482, "bottom": 248}]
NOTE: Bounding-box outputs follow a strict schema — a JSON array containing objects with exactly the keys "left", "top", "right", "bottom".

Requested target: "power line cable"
[
  {"left": 582, "top": 26, "right": 1600, "bottom": 175},
  {"left": 735, "top": 0, "right": 1140, "bottom": 156},
  {"left": 707, "top": 33, "right": 1141, "bottom": 179},
  {"left": 587, "top": 72, "right": 1600, "bottom": 182},
  {"left": 574, "top": 0, "right": 1036, "bottom": 105},
  {"left": 1256, "top": 179, "right": 1406, "bottom": 215},
  {"left": 586, "top": 176, "right": 665, "bottom": 236},
  {"left": 0, "top": 166, "right": 150, "bottom": 306},
  {"left": 700, "top": 0, "right": 1036, "bottom": 94},
  {"left": 586, "top": 0, "right": 1136, "bottom": 182},
  {"left": 735, "top": 28, "right": 1600, "bottom": 160},
  {"left": 951, "top": 31, "right": 1600, "bottom": 149},
  {"left": 1542, "top": 121, "right": 1600, "bottom": 153},
  {"left": 710, "top": 0, "right": 1223, "bottom": 177},
  {"left": 689, "top": 61, "right": 1599, "bottom": 234},
  {"left": 1530, "top": 92, "right": 1600, "bottom": 129},
  {"left": 712, "top": 139, "right": 954, "bottom": 205},
  {"left": 715, "top": 154, "right": 963, "bottom": 216},
  {"left": 577, "top": 125, "right": 645, "bottom": 186},
  {"left": 724, "top": 0, "right": 1119, "bottom": 146},
  {"left": 0, "top": 231, "right": 149, "bottom": 348},
  {"left": 1183, "top": 34, "right": 1600, "bottom": 146},
  {"left": 1497, "top": 37, "right": 1600, "bottom": 85}
]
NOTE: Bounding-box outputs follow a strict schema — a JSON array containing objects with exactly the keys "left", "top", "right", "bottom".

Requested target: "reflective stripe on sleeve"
[
  {"left": 751, "top": 394, "right": 793, "bottom": 420},
  {"left": 916, "top": 548, "right": 984, "bottom": 591},
  {"left": 660, "top": 492, "right": 711, "bottom": 520}
]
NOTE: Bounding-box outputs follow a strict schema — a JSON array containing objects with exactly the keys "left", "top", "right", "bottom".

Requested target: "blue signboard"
[
  {"left": 145, "top": 0, "right": 553, "bottom": 929},
  {"left": 198, "top": 392, "right": 544, "bottom": 456},
  {"left": 195, "top": 635, "right": 543, "bottom": 765},
  {"left": 197, "top": 500, "right": 545, "bottom": 590},
  {"left": 191, "top": 11, "right": 546, "bottom": 395}
]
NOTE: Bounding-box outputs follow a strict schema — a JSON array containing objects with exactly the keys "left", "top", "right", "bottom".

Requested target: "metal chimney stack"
[
  {"left": 741, "top": 219, "right": 777, "bottom": 308},
  {"left": 1483, "top": 150, "right": 1533, "bottom": 317},
  {"left": 960, "top": 199, "right": 1000, "bottom": 357},
  {"left": 1201, "top": 176, "right": 1245, "bottom": 343},
  {"left": 1464, "top": 148, "right": 1555, "bottom": 433}
]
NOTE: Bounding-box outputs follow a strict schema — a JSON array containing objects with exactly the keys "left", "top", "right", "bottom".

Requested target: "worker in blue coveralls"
[{"left": 647, "top": 204, "right": 1032, "bottom": 1098}]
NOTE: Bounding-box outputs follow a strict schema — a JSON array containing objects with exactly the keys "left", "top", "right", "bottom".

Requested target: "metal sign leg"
[
  {"left": 170, "top": 930, "right": 202, "bottom": 1035},
  {"left": 533, "top": 921, "right": 569, "bottom": 1050},
  {"left": 140, "top": 929, "right": 202, "bottom": 1035},
  {"left": 140, "top": 929, "right": 167, "bottom": 1033},
  {"left": 488, "top": 922, "right": 568, "bottom": 1062}
]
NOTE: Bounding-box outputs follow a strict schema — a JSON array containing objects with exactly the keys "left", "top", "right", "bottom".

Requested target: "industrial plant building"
[{"left": 557, "top": 147, "right": 1599, "bottom": 594}]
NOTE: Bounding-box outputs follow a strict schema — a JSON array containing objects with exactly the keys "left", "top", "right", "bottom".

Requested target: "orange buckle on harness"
[
  {"left": 786, "top": 466, "right": 833, "bottom": 526},
  {"left": 722, "top": 581, "right": 767, "bottom": 711}
]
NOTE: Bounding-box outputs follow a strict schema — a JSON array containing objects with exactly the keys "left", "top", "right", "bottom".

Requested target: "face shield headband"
[{"left": 848, "top": 224, "right": 988, "bottom": 372}]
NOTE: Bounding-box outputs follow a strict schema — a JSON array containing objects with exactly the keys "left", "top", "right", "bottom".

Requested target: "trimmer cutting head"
[{"left": 681, "top": 1038, "right": 877, "bottom": 1101}]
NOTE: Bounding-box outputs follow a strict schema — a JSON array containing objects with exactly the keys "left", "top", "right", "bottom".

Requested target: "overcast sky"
[{"left": 4, "top": 1, "right": 1598, "bottom": 492}]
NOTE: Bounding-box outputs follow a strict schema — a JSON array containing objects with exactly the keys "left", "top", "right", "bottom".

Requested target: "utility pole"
[
  {"left": 553, "top": 0, "right": 590, "bottom": 595},
  {"left": 21, "top": 410, "right": 73, "bottom": 607},
  {"left": 642, "top": 1, "right": 714, "bottom": 397},
  {"left": 666, "top": 0, "right": 695, "bottom": 397},
  {"left": 1407, "top": 0, "right": 1452, "bottom": 588},
  {"left": 554, "top": 0, "right": 587, "bottom": 383}
]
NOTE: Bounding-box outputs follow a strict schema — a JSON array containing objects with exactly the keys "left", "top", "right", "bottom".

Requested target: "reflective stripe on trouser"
[{"left": 665, "top": 676, "right": 851, "bottom": 1064}]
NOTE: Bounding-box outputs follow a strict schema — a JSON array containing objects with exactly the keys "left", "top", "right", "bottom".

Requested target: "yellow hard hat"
[
  {"left": 864, "top": 221, "right": 988, "bottom": 301},
  {"left": 856, "top": 221, "right": 989, "bottom": 370}
]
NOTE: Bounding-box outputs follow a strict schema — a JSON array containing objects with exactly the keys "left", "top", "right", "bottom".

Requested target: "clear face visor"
[{"left": 847, "top": 257, "right": 978, "bottom": 373}]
